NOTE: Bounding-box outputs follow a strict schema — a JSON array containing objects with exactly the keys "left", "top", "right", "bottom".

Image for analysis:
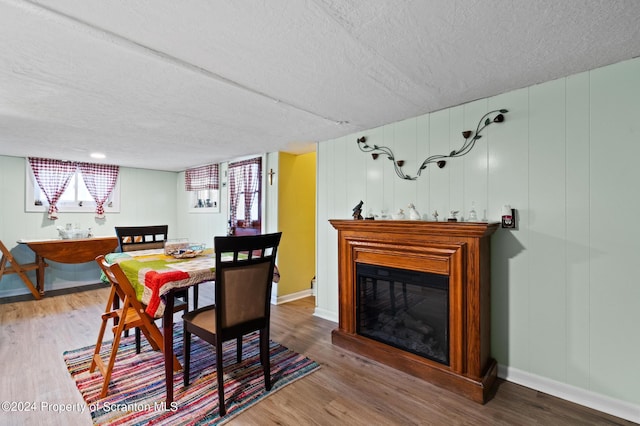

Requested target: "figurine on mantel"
[
  {"left": 432, "top": 210, "right": 439, "bottom": 221},
  {"left": 391, "top": 208, "right": 405, "bottom": 220},
  {"left": 448, "top": 210, "right": 459, "bottom": 222},
  {"left": 352, "top": 200, "right": 364, "bottom": 220},
  {"left": 407, "top": 203, "right": 421, "bottom": 220}
]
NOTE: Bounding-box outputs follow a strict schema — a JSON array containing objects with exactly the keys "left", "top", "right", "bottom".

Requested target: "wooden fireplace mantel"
[{"left": 329, "top": 219, "right": 499, "bottom": 403}]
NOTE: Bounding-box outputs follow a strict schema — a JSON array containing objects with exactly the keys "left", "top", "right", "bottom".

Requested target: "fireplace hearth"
[{"left": 330, "top": 220, "right": 499, "bottom": 403}]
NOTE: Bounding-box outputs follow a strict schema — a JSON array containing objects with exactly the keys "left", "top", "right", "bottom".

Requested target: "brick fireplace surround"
[{"left": 329, "top": 220, "right": 499, "bottom": 403}]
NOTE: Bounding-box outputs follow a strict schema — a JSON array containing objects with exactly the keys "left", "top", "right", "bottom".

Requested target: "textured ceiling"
[{"left": 1, "top": 0, "right": 640, "bottom": 172}]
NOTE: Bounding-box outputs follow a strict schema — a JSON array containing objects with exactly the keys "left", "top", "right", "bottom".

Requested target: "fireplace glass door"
[{"left": 356, "top": 263, "right": 449, "bottom": 365}]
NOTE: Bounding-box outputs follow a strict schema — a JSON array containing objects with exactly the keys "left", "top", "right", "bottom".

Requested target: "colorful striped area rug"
[{"left": 63, "top": 327, "right": 320, "bottom": 425}]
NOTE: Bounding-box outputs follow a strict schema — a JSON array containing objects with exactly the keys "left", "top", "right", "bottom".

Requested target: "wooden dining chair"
[
  {"left": 0, "top": 240, "right": 45, "bottom": 300},
  {"left": 182, "top": 232, "right": 282, "bottom": 417},
  {"left": 91, "top": 255, "right": 182, "bottom": 398}
]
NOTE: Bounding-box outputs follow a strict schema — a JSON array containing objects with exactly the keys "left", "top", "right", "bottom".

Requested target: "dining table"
[{"left": 112, "top": 247, "right": 280, "bottom": 404}]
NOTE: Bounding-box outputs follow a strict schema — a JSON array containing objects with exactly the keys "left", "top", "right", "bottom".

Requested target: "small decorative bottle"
[{"left": 468, "top": 202, "right": 478, "bottom": 222}]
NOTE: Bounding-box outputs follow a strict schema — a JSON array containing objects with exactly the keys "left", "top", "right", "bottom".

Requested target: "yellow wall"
[{"left": 277, "top": 151, "right": 316, "bottom": 296}]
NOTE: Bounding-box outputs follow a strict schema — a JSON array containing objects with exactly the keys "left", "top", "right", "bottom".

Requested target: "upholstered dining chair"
[
  {"left": 114, "top": 225, "right": 197, "bottom": 310},
  {"left": 92, "top": 255, "right": 181, "bottom": 398},
  {"left": 182, "top": 232, "right": 282, "bottom": 417},
  {"left": 114, "top": 225, "right": 192, "bottom": 353},
  {"left": 114, "top": 225, "right": 169, "bottom": 253},
  {"left": 113, "top": 225, "right": 192, "bottom": 352}
]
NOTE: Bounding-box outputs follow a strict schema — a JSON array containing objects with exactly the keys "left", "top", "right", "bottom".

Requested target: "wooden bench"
[{"left": 0, "top": 240, "right": 46, "bottom": 299}]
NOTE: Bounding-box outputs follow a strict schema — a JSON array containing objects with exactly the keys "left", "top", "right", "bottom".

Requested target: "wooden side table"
[{"left": 17, "top": 237, "right": 119, "bottom": 296}]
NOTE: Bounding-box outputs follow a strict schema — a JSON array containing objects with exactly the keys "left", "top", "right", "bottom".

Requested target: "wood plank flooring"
[{"left": 0, "top": 286, "right": 633, "bottom": 425}]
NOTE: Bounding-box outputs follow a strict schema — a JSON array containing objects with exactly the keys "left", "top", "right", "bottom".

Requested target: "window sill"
[{"left": 188, "top": 207, "right": 220, "bottom": 214}]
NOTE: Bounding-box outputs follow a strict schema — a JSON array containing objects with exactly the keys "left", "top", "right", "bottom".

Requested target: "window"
[
  {"left": 189, "top": 189, "right": 219, "bottom": 210},
  {"left": 185, "top": 163, "right": 220, "bottom": 213},
  {"left": 25, "top": 158, "right": 120, "bottom": 216},
  {"left": 228, "top": 156, "right": 262, "bottom": 235}
]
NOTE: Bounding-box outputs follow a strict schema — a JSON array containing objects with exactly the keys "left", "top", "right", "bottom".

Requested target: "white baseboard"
[
  {"left": 312, "top": 308, "right": 338, "bottom": 323},
  {"left": 272, "top": 288, "right": 313, "bottom": 305},
  {"left": 224, "top": 279, "right": 640, "bottom": 423},
  {"left": 498, "top": 365, "right": 640, "bottom": 424},
  {"left": 0, "top": 280, "right": 101, "bottom": 299}
]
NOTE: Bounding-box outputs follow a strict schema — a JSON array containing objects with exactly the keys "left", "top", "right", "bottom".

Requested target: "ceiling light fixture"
[
  {"left": 357, "top": 109, "right": 508, "bottom": 180},
  {"left": 90, "top": 152, "right": 106, "bottom": 159}
]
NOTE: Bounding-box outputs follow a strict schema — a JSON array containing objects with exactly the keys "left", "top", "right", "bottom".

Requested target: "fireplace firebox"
[
  {"left": 330, "top": 219, "right": 499, "bottom": 403},
  {"left": 356, "top": 264, "right": 449, "bottom": 365}
]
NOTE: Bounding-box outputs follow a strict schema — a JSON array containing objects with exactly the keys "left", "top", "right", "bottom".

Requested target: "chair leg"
[
  {"left": 90, "top": 312, "right": 111, "bottom": 373},
  {"left": 135, "top": 327, "right": 141, "bottom": 354},
  {"left": 216, "top": 339, "right": 226, "bottom": 417},
  {"left": 260, "top": 328, "right": 271, "bottom": 391},
  {"left": 236, "top": 336, "right": 242, "bottom": 363},
  {"left": 136, "top": 325, "right": 161, "bottom": 352},
  {"left": 112, "top": 294, "right": 128, "bottom": 337},
  {"left": 183, "top": 328, "right": 191, "bottom": 387},
  {"left": 192, "top": 286, "right": 198, "bottom": 310},
  {"left": 91, "top": 286, "right": 118, "bottom": 373},
  {"left": 99, "top": 326, "right": 125, "bottom": 398},
  {"left": 96, "top": 295, "right": 137, "bottom": 399}
]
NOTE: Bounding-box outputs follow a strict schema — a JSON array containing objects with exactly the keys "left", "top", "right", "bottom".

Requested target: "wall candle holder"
[{"left": 357, "top": 109, "right": 508, "bottom": 180}]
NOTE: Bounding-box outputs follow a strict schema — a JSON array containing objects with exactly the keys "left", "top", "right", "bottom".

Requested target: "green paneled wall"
[
  {"left": 0, "top": 157, "right": 179, "bottom": 296},
  {"left": 315, "top": 57, "right": 640, "bottom": 413}
]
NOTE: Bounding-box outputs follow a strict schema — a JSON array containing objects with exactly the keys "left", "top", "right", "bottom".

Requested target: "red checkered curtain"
[
  {"left": 28, "top": 157, "right": 77, "bottom": 220},
  {"left": 228, "top": 165, "right": 241, "bottom": 226},
  {"left": 78, "top": 162, "right": 119, "bottom": 218},
  {"left": 228, "top": 157, "right": 261, "bottom": 226},
  {"left": 185, "top": 164, "right": 219, "bottom": 191}
]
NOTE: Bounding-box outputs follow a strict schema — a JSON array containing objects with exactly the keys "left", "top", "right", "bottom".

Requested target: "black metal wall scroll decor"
[{"left": 357, "top": 109, "right": 508, "bottom": 180}]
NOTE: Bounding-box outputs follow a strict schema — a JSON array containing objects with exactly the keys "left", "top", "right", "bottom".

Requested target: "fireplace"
[
  {"left": 330, "top": 220, "right": 499, "bottom": 403},
  {"left": 356, "top": 264, "right": 449, "bottom": 365}
]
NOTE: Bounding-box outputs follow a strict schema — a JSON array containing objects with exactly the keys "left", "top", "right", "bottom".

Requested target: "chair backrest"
[
  {"left": 214, "top": 233, "right": 282, "bottom": 335},
  {"left": 95, "top": 254, "right": 140, "bottom": 303},
  {"left": 115, "top": 225, "right": 168, "bottom": 252}
]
